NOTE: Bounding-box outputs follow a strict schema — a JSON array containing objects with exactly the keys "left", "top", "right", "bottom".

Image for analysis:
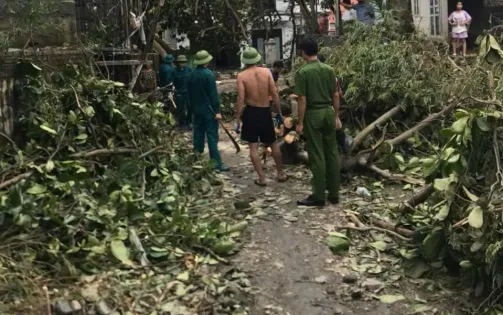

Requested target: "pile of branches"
[
  {"left": 0, "top": 63, "right": 245, "bottom": 313},
  {"left": 287, "top": 16, "right": 503, "bottom": 307}
]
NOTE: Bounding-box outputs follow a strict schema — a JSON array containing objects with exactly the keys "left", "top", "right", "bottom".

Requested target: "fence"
[{"left": 0, "top": 49, "right": 84, "bottom": 141}]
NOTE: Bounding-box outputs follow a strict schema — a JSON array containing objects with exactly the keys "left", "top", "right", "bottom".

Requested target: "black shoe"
[
  {"left": 297, "top": 195, "right": 325, "bottom": 207},
  {"left": 328, "top": 197, "right": 340, "bottom": 205}
]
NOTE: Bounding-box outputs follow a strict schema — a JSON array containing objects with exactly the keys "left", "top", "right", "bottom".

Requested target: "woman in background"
[{"left": 449, "top": 2, "right": 472, "bottom": 57}]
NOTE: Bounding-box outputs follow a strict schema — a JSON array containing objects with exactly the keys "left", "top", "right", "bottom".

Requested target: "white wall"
[{"left": 411, "top": 0, "right": 448, "bottom": 38}]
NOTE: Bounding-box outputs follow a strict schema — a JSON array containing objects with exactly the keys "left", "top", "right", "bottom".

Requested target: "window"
[
  {"left": 429, "top": 0, "right": 440, "bottom": 36},
  {"left": 262, "top": 0, "right": 276, "bottom": 11},
  {"left": 412, "top": 0, "right": 419, "bottom": 15}
]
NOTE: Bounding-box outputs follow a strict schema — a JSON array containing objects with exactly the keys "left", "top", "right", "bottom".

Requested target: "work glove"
[
  {"left": 275, "top": 114, "right": 284, "bottom": 126},
  {"left": 234, "top": 120, "right": 241, "bottom": 134}
]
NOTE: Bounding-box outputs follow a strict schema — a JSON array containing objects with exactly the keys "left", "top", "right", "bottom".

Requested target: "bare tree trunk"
[
  {"left": 350, "top": 104, "right": 403, "bottom": 153},
  {"left": 388, "top": 99, "right": 459, "bottom": 147}
]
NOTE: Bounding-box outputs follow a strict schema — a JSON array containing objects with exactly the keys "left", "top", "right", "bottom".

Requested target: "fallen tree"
[{"left": 280, "top": 16, "right": 503, "bottom": 307}]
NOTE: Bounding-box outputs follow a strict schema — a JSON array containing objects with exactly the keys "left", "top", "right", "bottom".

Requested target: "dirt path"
[{"left": 216, "top": 136, "right": 468, "bottom": 315}]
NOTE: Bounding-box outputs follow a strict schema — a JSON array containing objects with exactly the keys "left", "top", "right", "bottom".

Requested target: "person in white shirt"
[{"left": 448, "top": 1, "right": 472, "bottom": 57}]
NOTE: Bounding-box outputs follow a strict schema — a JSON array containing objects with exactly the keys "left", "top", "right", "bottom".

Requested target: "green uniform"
[
  {"left": 188, "top": 66, "right": 223, "bottom": 168},
  {"left": 294, "top": 60, "right": 340, "bottom": 202},
  {"left": 173, "top": 66, "right": 192, "bottom": 126},
  {"left": 159, "top": 56, "right": 174, "bottom": 87}
]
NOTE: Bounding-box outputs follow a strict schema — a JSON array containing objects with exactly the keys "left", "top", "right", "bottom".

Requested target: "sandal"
[
  {"left": 277, "top": 174, "right": 289, "bottom": 183},
  {"left": 254, "top": 179, "right": 267, "bottom": 187}
]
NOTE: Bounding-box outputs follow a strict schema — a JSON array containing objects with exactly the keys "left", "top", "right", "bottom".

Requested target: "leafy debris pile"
[{"left": 0, "top": 63, "right": 249, "bottom": 314}]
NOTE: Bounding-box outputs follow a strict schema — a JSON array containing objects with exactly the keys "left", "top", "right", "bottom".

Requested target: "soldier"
[
  {"left": 173, "top": 55, "right": 192, "bottom": 129},
  {"left": 159, "top": 54, "right": 174, "bottom": 88},
  {"left": 188, "top": 50, "right": 229, "bottom": 172},
  {"left": 294, "top": 37, "right": 341, "bottom": 207}
]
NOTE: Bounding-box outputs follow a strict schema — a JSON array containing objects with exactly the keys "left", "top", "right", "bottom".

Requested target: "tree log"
[
  {"left": 153, "top": 40, "right": 167, "bottom": 59},
  {"left": 399, "top": 184, "right": 435, "bottom": 213},
  {"left": 155, "top": 35, "right": 175, "bottom": 53},
  {"left": 350, "top": 104, "right": 403, "bottom": 153}
]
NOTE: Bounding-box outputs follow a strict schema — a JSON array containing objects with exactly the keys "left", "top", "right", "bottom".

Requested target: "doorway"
[{"left": 447, "top": 0, "right": 485, "bottom": 48}]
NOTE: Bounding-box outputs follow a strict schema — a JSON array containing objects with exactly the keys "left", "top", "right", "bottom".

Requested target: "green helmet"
[
  {"left": 164, "top": 54, "right": 174, "bottom": 64},
  {"left": 193, "top": 50, "right": 213, "bottom": 66},
  {"left": 176, "top": 55, "right": 188, "bottom": 63},
  {"left": 241, "top": 47, "right": 262, "bottom": 65}
]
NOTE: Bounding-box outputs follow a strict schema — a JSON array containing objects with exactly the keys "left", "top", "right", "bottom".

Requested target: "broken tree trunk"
[
  {"left": 153, "top": 41, "right": 167, "bottom": 59},
  {"left": 155, "top": 35, "right": 175, "bottom": 54},
  {"left": 350, "top": 104, "right": 403, "bottom": 153}
]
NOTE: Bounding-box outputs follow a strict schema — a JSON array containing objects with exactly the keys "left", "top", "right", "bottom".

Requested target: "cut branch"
[
  {"left": 372, "top": 219, "right": 414, "bottom": 238},
  {"left": 339, "top": 225, "right": 412, "bottom": 242},
  {"left": 223, "top": 0, "right": 248, "bottom": 41},
  {"left": 399, "top": 184, "right": 435, "bottom": 213},
  {"left": 367, "top": 164, "right": 425, "bottom": 186},
  {"left": 0, "top": 171, "right": 34, "bottom": 190},
  {"left": 387, "top": 98, "right": 460, "bottom": 147},
  {"left": 350, "top": 105, "right": 403, "bottom": 153}
]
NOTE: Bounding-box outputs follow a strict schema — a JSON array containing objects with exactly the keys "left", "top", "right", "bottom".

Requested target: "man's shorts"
[{"left": 241, "top": 106, "right": 276, "bottom": 145}]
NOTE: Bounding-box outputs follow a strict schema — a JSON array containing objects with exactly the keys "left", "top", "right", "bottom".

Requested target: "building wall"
[{"left": 411, "top": 0, "right": 449, "bottom": 38}]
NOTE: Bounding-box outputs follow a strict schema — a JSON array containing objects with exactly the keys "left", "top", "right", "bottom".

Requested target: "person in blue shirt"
[
  {"left": 340, "top": 0, "right": 375, "bottom": 26},
  {"left": 173, "top": 55, "right": 192, "bottom": 129},
  {"left": 269, "top": 60, "right": 283, "bottom": 83},
  {"left": 188, "top": 50, "right": 229, "bottom": 172},
  {"left": 159, "top": 54, "right": 174, "bottom": 87}
]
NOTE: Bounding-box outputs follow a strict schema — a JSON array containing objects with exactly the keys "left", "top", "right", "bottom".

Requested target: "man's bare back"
[{"left": 237, "top": 66, "right": 277, "bottom": 108}]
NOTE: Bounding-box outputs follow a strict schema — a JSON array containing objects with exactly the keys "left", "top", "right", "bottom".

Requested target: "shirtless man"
[{"left": 235, "top": 47, "right": 288, "bottom": 186}]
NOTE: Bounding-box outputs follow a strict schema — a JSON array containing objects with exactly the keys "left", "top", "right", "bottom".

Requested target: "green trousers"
[
  {"left": 176, "top": 93, "right": 191, "bottom": 126},
  {"left": 304, "top": 107, "right": 341, "bottom": 202},
  {"left": 193, "top": 113, "right": 222, "bottom": 168}
]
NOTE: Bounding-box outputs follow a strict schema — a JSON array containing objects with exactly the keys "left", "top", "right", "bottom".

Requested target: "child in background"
[{"left": 449, "top": 2, "right": 472, "bottom": 57}]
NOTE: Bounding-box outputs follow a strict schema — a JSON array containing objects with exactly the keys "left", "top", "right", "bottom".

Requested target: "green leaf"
[
  {"left": 459, "top": 260, "right": 473, "bottom": 269},
  {"left": 45, "top": 160, "right": 55, "bottom": 172},
  {"left": 471, "top": 240, "right": 484, "bottom": 252},
  {"left": 370, "top": 241, "right": 387, "bottom": 252},
  {"left": 434, "top": 204, "right": 449, "bottom": 221},
  {"left": 176, "top": 271, "right": 190, "bottom": 282},
  {"left": 422, "top": 228, "right": 445, "bottom": 261},
  {"left": 110, "top": 239, "right": 134, "bottom": 266},
  {"left": 40, "top": 124, "right": 57, "bottom": 135},
  {"left": 75, "top": 134, "right": 88, "bottom": 140},
  {"left": 379, "top": 294, "right": 406, "bottom": 304},
  {"left": 405, "top": 259, "right": 430, "bottom": 279},
  {"left": 452, "top": 117, "right": 469, "bottom": 134},
  {"left": 408, "top": 157, "right": 420, "bottom": 168},
  {"left": 468, "top": 206, "right": 483, "bottom": 229},
  {"left": 462, "top": 186, "right": 479, "bottom": 202},
  {"left": 327, "top": 235, "right": 350, "bottom": 254},
  {"left": 476, "top": 118, "right": 491, "bottom": 132},
  {"left": 433, "top": 178, "right": 450, "bottom": 192},
  {"left": 26, "top": 184, "right": 47, "bottom": 195}
]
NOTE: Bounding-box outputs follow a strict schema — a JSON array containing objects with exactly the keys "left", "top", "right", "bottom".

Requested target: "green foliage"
[{"left": 0, "top": 62, "right": 243, "bottom": 306}]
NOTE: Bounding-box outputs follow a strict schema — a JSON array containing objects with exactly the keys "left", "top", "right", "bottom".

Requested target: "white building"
[{"left": 250, "top": 0, "right": 323, "bottom": 63}]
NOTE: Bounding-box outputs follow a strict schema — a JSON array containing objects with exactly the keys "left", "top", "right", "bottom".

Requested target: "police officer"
[{"left": 294, "top": 37, "right": 340, "bottom": 207}]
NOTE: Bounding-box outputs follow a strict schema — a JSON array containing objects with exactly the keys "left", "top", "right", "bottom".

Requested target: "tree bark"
[
  {"left": 350, "top": 105, "right": 403, "bottom": 153},
  {"left": 372, "top": 219, "right": 415, "bottom": 238},
  {"left": 399, "top": 184, "right": 435, "bottom": 213},
  {"left": 387, "top": 99, "right": 459, "bottom": 147}
]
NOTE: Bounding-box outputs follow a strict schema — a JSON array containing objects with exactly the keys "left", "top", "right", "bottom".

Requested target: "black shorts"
[{"left": 241, "top": 106, "right": 276, "bottom": 145}]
